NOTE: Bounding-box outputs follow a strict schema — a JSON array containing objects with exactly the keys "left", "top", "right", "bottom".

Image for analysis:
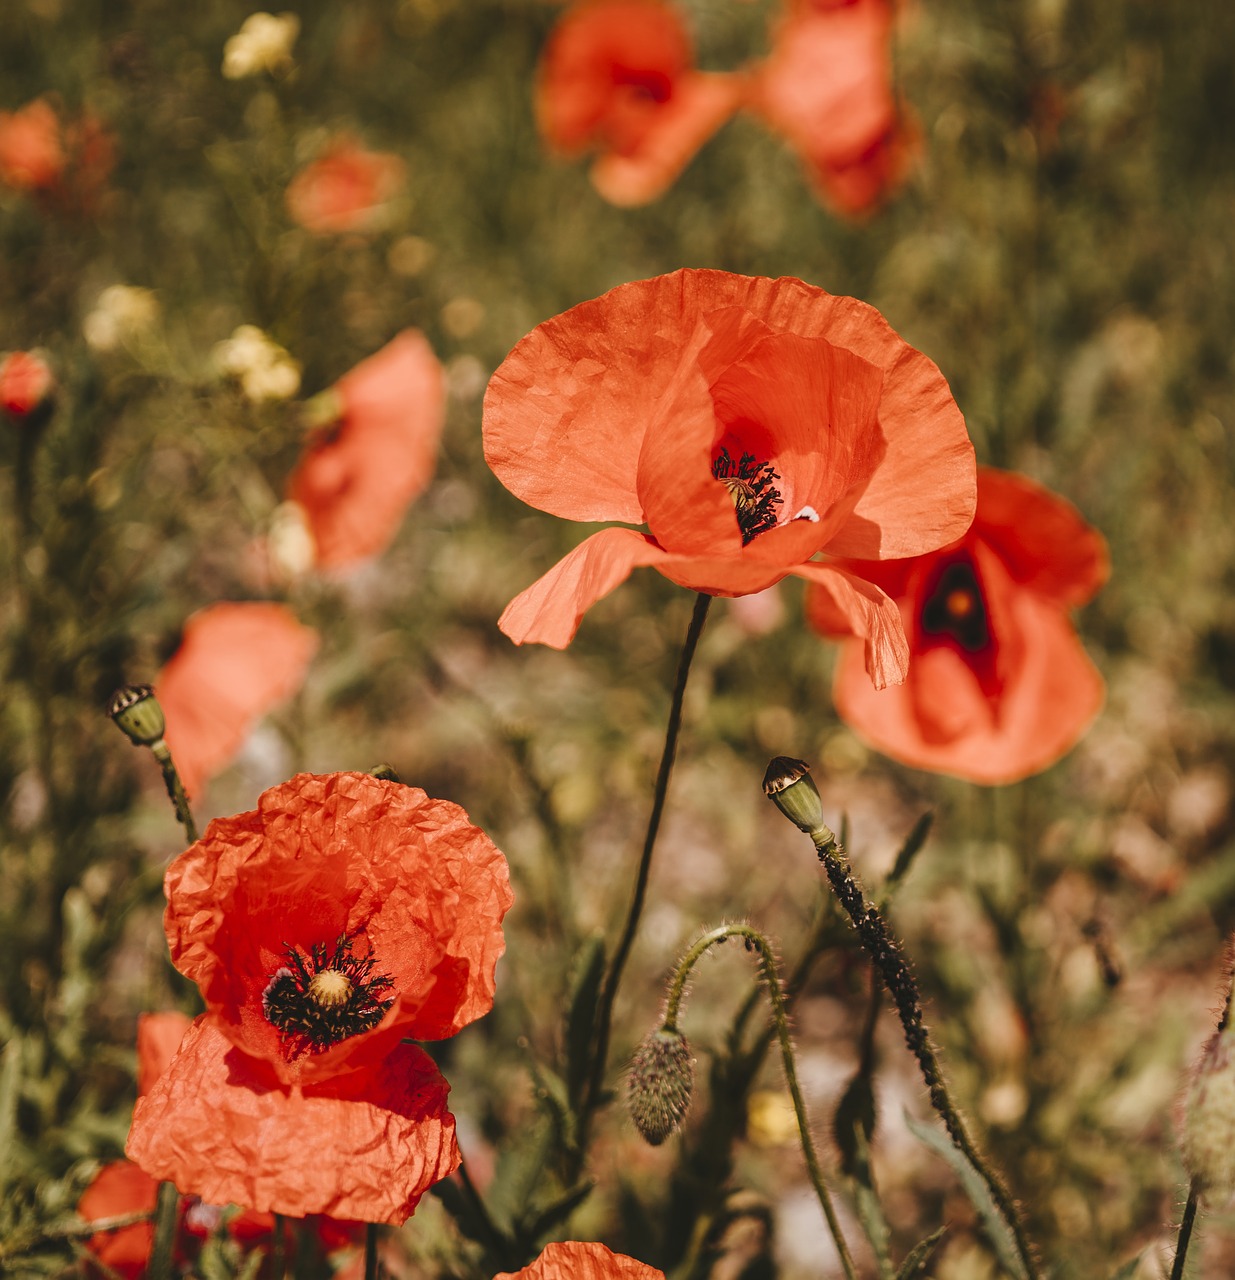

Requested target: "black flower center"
[
  {"left": 262, "top": 934, "right": 394, "bottom": 1058},
  {"left": 920, "top": 560, "right": 989, "bottom": 653},
  {"left": 712, "top": 447, "right": 783, "bottom": 546}
]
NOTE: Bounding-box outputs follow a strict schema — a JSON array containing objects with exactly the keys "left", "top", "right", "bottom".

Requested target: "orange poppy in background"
[
  {"left": 127, "top": 772, "right": 511, "bottom": 1220},
  {"left": 483, "top": 268, "right": 976, "bottom": 688},
  {"left": 748, "top": 0, "right": 916, "bottom": 216},
  {"left": 495, "top": 1241, "right": 665, "bottom": 1279},
  {"left": 286, "top": 329, "right": 446, "bottom": 569},
  {"left": 156, "top": 601, "right": 318, "bottom": 799},
  {"left": 285, "top": 137, "right": 405, "bottom": 234},
  {"left": 0, "top": 98, "right": 64, "bottom": 190},
  {"left": 809, "top": 467, "right": 1108, "bottom": 783},
  {"left": 537, "top": 0, "right": 743, "bottom": 205},
  {"left": 0, "top": 351, "right": 54, "bottom": 419}
]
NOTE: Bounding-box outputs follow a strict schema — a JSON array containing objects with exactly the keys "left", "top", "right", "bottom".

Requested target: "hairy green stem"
[
  {"left": 666, "top": 923, "right": 858, "bottom": 1280},
  {"left": 812, "top": 835, "right": 1039, "bottom": 1280},
  {"left": 150, "top": 741, "right": 198, "bottom": 844},
  {"left": 577, "top": 593, "right": 711, "bottom": 1157},
  {"left": 1170, "top": 1180, "right": 1199, "bottom": 1280}
]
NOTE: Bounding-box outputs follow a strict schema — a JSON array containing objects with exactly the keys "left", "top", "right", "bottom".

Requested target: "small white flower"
[
  {"left": 83, "top": 285, "right": 160, "bottom": 352},
  {"left": 222, "top": 11, "right": 300, "bottom": 80},
  {"left": 213, "top": 324, "right": 301, "bottom": 402}
]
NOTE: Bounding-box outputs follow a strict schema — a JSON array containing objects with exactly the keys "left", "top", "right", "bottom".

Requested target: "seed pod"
[{"left": 108, "top": 684, "right": 166, "bottom": 747}]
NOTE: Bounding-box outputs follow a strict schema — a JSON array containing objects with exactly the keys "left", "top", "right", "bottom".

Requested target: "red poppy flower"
[
  {"left": 748, "top": 0, "right": 915, "bottom": 216},
  {"left": 136, "top": 1010, "right": 193, "bottom": 1096},
  {"left": 0, "top": 98, "right": 64, "bottom": 190},
  {"left": 127, "top": 771, "right": 511, "bottom": 1221},
  {"left": 483, "top": 268, "right": 976, "bottom": 688},
  {"left": 495, "top": 1242, "right": 665, "bottom": 1280},
  {"left": 156, "top": 602, "right": 318, "bottom": 800},
  {"left": 0, "top": 350, "right": 54, "bottom": 418},
  {"left": 285, "top": 137, "right": 405, "bottom": 234},
  {"left": 808, "top": 467, "right": 1108, "bottom": 783},
  {"left": 537, "top": 0, "right": 743, "bottom": 205},
  {"left": 286, "top": 329, "right": 446, "bottom": 569}
]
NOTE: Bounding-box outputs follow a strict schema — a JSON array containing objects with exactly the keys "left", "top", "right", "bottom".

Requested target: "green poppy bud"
[{"left": 627, "top": 1026, "right": 694, "bottom": 1146}]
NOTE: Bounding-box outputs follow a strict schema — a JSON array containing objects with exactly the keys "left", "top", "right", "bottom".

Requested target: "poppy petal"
[
  {"left": 790, "top": 561, "right": 909, "bottom": 688},
  {"left": 499, "top": 528, "right": 672, "bottom": 647},
  {"left": 77, "top": 1161, "right": 162, "bottom": 1280},
  {"left": 590, "top": 70, "right": 742, "bottom": 205},
  {"left": 973, "top": 468, "right": 1109, "bottom": 606},
  {"left": 157, "top": 602, "right": 318, "bottom": 799},
  {"left": 126, "top": 1018, "right": 459, "bottom": 1225},
  {"left": 136, "top": 1011, "right": 193, "bottom": 1096},
  {"left": 495, "top": 1240, "right": 665, "bottom": 1280},
  {"left": 163, "top": 771, "right": 513, "bottom": 1085},
  {"left": 288, "top": 329, "right": 446, "bottom": 569}
]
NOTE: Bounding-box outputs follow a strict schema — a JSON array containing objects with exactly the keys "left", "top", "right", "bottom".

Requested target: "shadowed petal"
[
  {"left": 790, "top": 561, "right": 908, "bottom": 688},
  {"left": 496, "top": 1240, "right": 665, "bottom": 1279}
]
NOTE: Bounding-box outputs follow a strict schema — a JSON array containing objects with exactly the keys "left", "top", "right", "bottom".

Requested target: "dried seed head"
[
  {"left": 108, "top": 684, "right": 166, "bottom": 747},
  {"left": 762, "top": 756, "right": 834, "bottom": 842},
  {"left": 627, "top": 1026, "right": 694, "bottom": 1146},
  {"left": 1182, "top": 1028, "right": 1235, "bottom": 1203}
]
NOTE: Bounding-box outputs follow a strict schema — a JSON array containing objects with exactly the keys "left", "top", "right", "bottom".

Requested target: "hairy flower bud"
[
  {"left": 627, "top": 1026, "right": 694, "bottom": 1146},
  {"left": 108, "top": 684, "right": 166, "bottom": 746},
  {"left": 762, "top": 756, "right": 835, "bottom": 843},
  {"left": 1181, "top": 1027, "right": 1235, "bottom": 1202}
]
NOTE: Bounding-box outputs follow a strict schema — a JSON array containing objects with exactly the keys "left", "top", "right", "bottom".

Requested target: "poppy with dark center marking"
[
  {"left": 483, "top": 268, "right": 977, "bottom": 689},
  {"left": 808, "top": 466, "right": 1108, "bottom": 783},
  {"left": 126, "top": 772, "right": 513, "bottom": 1221}
]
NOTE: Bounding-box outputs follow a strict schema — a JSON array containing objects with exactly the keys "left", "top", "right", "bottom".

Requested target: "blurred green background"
[{"left": 3, "top": 1, "right": 1235, "bottom": 1277}]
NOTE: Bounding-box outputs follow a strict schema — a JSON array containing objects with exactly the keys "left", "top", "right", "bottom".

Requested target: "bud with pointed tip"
[
  {"left": 762, "top": 756, "right": 835, "bottom": 844},
  {"left": 108, "top": 684, "right": 166, "bottom": 746},
  {"left": 627, "top": 1026, "right": 694, "bottom": 1146}
]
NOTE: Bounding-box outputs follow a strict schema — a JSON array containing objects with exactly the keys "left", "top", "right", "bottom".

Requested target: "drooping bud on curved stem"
[
  {"left": 107, "top": 684, "right": 197, "bottom": 843},
  {"left": 627, "top": 1026, "right": 694, "bottom": 1146},
  {"left": 639, "top": 922, "right": 858, "bottom": 1280}
]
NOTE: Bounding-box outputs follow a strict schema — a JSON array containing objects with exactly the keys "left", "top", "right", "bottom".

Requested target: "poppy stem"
[
  {"left": 270, "top": 1213, "right": 286, "bottom": 1279},
  {"left": 364, "top": 1222, "right": 379, "bottom": 1280},
  {"left": 578, "top": 592, "right": 711, "bottom": 1160},
  {"left": 812, "top": 835, "right": 1041, "bottom": 1280},
  {"left": 1170, "top": 1179, "right": 1200, "bottom": 1280},
  {"left": 149, "top": 740, "right": 198, "bottom": 844},
  {"left": 666, "top": 923, "right": 860, "bottom": 1280},
  {"left": 147, "top": 1180, "right": 179, "bottom": 1280}
]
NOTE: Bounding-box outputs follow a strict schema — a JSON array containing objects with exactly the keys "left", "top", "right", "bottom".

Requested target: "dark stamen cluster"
[
  {"left": 262, "top": 934, "right": 394, "bottom": 1058},
  {"left": 711, "top": 447, "right": 783, "bottom": 546},
  {"left": 921, "top": 560, "right": 989, "bottom": 652}
]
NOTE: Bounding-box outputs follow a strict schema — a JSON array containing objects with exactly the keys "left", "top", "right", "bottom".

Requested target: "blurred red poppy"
[
  {"left": 748, "top": 0, "right": 916, "bottom": 216},
  {"left": 809, "top": 467, "right": 1108, "bottom": 783},
  {"left": 0, "top": 351, "right": 54, "bottom": 418},
  {"left": 537, "top": 0, "right": 742, "bottom": 205},
  {"left": 483, "top": 268, "right": 975, "bottom": 688},
  {"left": 0, "top": 98, "right": 64, "bottom": 190},
  {"left": 285, "top": 137, "right": 405, "bottom": 234},
  {"left": 286, "top": 329, "right": 446, "bottom": 568},
  {"left": 156, "top": 602, "right": 318, "bottom": 799},
  {"left": 495, "top": 1241, "right": 665, "bottom": 1279}
]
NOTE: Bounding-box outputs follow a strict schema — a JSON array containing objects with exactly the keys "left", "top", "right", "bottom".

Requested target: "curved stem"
[
  {"left": 813, "top": 835, "right": 1039, "bottom": 1280},
  {"left": 577, "top": 593, "right": 711, "bottom": 1151},
  {"left": 1170, "top": 1180, "right": 1200, "bottom": 1280},
  {"left": 665, "top": 923, "right": 859, "bottom": 1280}
]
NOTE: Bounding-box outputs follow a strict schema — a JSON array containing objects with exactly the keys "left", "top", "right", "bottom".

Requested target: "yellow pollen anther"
[
  {"left": 308, "top": 969, "right": 353, "bottom": 1009},
  {"left": 945, "top": 588, "right": 975, "bottom": 619}
]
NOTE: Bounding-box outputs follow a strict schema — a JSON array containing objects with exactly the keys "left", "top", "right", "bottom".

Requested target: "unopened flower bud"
[
  {"left": 108, "top": 684, "right": 166, "bottom": 746},
  {"left": 369, "top": 763, "right": 401, "bottom": 783},
  {"left": 762, "top": 756, "right": 834, "bottom": 843},
  {"left": 627, "top": 1026, "right": 694, "bottom": 1146},
  {"left": 1181, "top": 1027, "right": 1235, "bottom": 1202}
]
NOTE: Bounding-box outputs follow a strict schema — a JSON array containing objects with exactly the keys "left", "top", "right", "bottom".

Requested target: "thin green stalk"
[
  {"left": 665, "top": 924, "right": 859, "bottom": 1280},
  {"left": 1170, "top": 1180, "right": 1199, "bottom": 1280},
  {"left": 364, "top": 1223, "right": 379, "bottom": 1280},
  {"left": 812, "top": 835, "right": 1040, "bottom": 1280},
  {"left": 147, "top": 1180, "right": 179, "bottom": 1280},
  {"left": 270, "top": 1212, "right": 286, "bottom": 1279},
  {"left": 577, "top": 593, "right": 712, "bottom": 1154},
  {"left": 150, "top": 741, "right": 198, "bottom": 844}
]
